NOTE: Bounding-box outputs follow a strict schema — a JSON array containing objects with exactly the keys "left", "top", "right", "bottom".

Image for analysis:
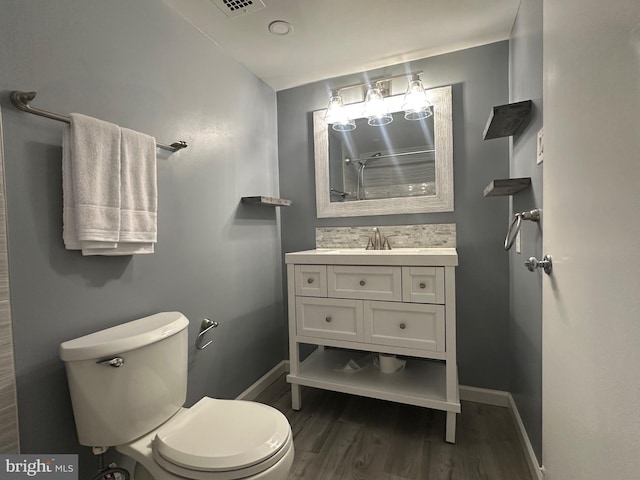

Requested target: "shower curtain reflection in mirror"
[{"left": 329, "top": 110, "right": 435, "bottom": 202}]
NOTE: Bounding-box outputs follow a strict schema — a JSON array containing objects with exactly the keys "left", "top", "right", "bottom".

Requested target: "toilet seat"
[{"left": 151, "top": 397, "right": 292, "bottom": 480}]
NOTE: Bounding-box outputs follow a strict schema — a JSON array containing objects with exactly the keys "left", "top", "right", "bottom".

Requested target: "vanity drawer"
[
  {"left": 402, "top": 267, "right": 445, "bottom": 304},
  {"left": 328, "top": 266, "right": 402, "bottom": 301},
  {"left": 296, "top": 297, "right": 363, "bottom": 342},
  {"left": 295, "top": 265, "right": 327, "bottom": 297},
  {"left": 364, "top": 301, "right": 445, "bottom": 352}
]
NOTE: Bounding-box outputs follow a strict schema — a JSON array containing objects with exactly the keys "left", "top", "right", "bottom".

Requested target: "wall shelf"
[
  {"left": 484, "top": 178, "right": 532, "bottom": 197},
  {"left": 240, "top": 196, "right": 293, "bottom": 207},
  {"left": 483, "top": 100, "right": 532, "bottom": 140}
]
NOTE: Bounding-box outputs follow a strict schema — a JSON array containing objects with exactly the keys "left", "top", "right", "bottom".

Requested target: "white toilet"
[{"left": 59, "top": 312, "right": 294, "bottom": 480}]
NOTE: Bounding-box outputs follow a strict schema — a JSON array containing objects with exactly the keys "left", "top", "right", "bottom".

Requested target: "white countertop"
[{"left": 285, "top": 248, "right": 458, "bottom": 266}]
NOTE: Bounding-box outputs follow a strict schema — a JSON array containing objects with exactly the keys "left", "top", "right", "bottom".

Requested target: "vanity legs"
[
  {"left": 289, "top": 379, "right": 457, "bottom": 442},
  {"left": 446, "top": 411, "right": 457, "bottom": 443},
  {"left": 291, "top": 384, "right": 301, "bottom": 410}
]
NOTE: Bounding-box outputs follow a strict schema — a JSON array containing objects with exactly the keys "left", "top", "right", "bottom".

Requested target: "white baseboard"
[
  {"left": 235, "top": 360, "right": 289, "bottom": 401},
  {"left": 459, "top": 384, "right": 510, "bottom": 407},
  {"left": 507, "top": 393, "right": 544, "bottom": 480},
  {"left": 238, "top": 364, "right": 542, "bottom": 479},
  {"left": 460, "top": 385, "right": 542, "bottom": 480}
]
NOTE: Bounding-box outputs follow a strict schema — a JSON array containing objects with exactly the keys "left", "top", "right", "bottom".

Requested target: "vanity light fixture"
[
  {"left": 324, "top": 70, "right": 428, "bottom": 131},
  {"left": 402, "top": 74, "right": 432, "bottom": 120}
]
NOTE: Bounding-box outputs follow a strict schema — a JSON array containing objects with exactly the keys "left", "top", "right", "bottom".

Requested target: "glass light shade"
[
  {"left": 363, "top": 86, "right": 393, "bottom": 127},
  {"left": 402, "top": 78, "right": 432, "bottom": 121},
  {"left": 332, "top": 119, "right": 356, "bottom": 131},
  {"left": 324, "top": 94, "right": 356, "bottom": 131}
]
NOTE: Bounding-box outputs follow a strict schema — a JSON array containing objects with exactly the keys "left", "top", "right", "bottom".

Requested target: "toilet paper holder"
[{"left": 196, "top": 318, "right": 219, "bottom": 350}]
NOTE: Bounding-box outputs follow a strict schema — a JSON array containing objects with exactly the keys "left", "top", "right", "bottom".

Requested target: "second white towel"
[{"left": 82, "top": 127, "right": 157, "bottom": 256}]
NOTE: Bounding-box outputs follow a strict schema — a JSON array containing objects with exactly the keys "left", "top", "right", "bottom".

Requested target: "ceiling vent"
[{"left": 209, "top": 0, "right": 265, "bottom": 18}]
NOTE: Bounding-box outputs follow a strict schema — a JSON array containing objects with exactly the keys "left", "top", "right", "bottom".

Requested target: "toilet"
[{"left": 59, "top": 312, "right": 294, "bottom": 480}]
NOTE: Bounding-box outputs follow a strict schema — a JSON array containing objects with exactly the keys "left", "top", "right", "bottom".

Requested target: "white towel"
[
  {"left": 62, "top": 125, "right": 81, "bottom": 250},
  {"left": 62, "top": 116, "right": 158, "bottom": 256},
  {"left": 63, "top": 114, "right": 121, "bottom": 250},
  {"left": 82, "top": 127, "right": 157, "bottom": 256},
  {"left": 119, "top": 127, "right": 157, "bottom": 243},
  {"left": 81, "top": 242, "right": 154, "bottom": 256}
]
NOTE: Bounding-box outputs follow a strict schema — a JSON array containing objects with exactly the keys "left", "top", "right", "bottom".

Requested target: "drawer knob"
[
  {"left": 399, "top": 323, "right": 407, "bottom": 330},
  {"left": 307, "top": 278, "right": 314, "bottom": 284},
  {"left": 359, "top": 280, "right": 366, "bottom": 286},
  {"left": 419, "top": 282, "right": 426, "bottom": 289},
  {"left": 325, "top": 316, "right": 332, "bottom": 323}
]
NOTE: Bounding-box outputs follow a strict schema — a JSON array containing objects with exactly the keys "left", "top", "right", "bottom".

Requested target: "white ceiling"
[{"left": 163, "top": 0, "right": 521, "bottom": 91}]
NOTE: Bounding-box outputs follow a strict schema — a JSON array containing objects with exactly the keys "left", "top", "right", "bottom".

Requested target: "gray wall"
[
  {"left": 508, "top": 0, "right": 544, "bottom": 464},
  {"left": 277, "top": 42, "right": 513, "bottom": 391},
  {"left": 0, "top": 0, "right": 284, "bottom": 474}
]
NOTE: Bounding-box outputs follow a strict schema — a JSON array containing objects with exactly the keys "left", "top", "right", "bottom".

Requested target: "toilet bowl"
[
  {"left": 118, "top": 398, "right": 294, "bottom": 480},
  {"left": 59, "top": 312, "right": 294, "bottom": 480}
]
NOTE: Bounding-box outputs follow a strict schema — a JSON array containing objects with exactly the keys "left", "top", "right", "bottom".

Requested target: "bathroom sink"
[
  {"left": 320, "top": 248, "right": 433, "bottom": 254},
  {"left": 285, "top": 248, "right": 458, "bottom": 266}
]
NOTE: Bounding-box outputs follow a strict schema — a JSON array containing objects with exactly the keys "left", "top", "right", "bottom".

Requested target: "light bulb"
[
  {"left": 324, "top": 93, "right": 356, "bottom": 131},
  {"left": 402, "top": 76, "right": 432, "bottom": 121},
  {"left": 363, "top": 84, "right": 392, "bottom": 127}
]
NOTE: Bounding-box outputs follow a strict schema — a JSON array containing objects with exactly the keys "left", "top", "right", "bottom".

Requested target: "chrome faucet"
[
  {"left": 373, "top": 227, "right": 382, "bottom": 250},
  {"left": 365, "top": 228, "right": 391, "bottom": 250}
]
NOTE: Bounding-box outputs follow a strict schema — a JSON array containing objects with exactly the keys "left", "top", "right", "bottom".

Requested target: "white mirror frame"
[{"left": 314, "top": 85, "right": 453, "bottom": 218}]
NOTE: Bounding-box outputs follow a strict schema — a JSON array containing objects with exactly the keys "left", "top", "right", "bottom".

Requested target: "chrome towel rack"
[
  {"left": 504, "top": 208, "right": 541, "bottom": 250},
  {"left": 10, "top": 91, "right": 188, "bottom": 153}
]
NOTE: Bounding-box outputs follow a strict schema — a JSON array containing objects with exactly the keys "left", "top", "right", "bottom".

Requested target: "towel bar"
[{"left": 10, "top": 91, "right": 188, "bottom": 153}]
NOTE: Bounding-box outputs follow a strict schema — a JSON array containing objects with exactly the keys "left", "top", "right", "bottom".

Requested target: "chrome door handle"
[{"left": 525, "top": 254, "right": 553, "bottom": 274}]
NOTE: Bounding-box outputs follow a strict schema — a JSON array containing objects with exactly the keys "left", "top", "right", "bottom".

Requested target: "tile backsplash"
[{"left": 316, "top": 223, "right": 456, "bottom": 249}]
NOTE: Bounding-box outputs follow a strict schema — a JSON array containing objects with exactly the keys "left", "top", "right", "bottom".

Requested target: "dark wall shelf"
[
  {"left": 241, "top": 196, "right": 293, "bottom": 207},
  {"left": 484, "top": 178, "right": 532, "bottom": 197},
  {"left": 483, "top": 100, "right": 532, "bottom": 140}
]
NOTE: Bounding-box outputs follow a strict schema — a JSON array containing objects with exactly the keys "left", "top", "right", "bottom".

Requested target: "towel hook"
[{"left": 196, "top": 318, "right": 219, "bottom": 350}]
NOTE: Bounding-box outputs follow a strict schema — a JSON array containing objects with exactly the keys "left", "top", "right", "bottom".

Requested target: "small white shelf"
[
  {"left": 240, "top": 196, "right": 292, "bottom": 207},
  {"left": 287, "top": 348, "right": 460, "bottom": 413},
  {"left": 483, "top": 100, "right": 532, "bottom": 140},
  {"left": 483, "top": 177, "right": 532, "bottom": 197}
]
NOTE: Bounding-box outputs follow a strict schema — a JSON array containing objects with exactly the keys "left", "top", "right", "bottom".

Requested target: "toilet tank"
[{"left": 59, "top": 312, "right": 189, "bottom": 447}]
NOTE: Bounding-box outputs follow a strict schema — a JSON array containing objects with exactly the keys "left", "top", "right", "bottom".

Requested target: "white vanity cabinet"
[{"left": 285, "top": 248, "right": 460, "bottom": 443}]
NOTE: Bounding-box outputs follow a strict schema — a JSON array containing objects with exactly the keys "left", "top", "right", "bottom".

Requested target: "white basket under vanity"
[{"left": 285, "top": 234, "right": 459, "bottom": 443}]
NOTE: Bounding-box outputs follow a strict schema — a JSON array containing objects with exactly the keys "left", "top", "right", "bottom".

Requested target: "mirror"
[{"left": 314, "top": 85, "right": 453, "bottom": 218}]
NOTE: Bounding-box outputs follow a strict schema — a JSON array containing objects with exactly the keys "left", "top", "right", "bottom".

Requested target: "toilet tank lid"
[{"left": 60, "top": 312, "right": 189, "bottom": 362}]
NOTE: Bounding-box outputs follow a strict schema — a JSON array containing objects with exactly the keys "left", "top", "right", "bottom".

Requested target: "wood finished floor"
[{"left": 254, "top": 375, "right": 532, "bottom": 480}]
